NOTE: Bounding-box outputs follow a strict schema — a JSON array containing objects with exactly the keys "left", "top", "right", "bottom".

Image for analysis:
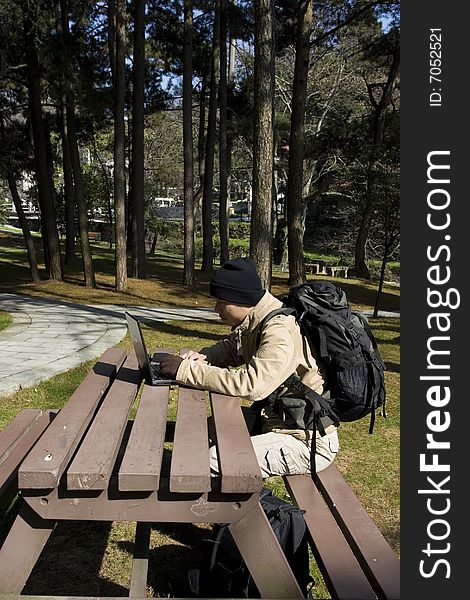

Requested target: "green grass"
[
  {"left": 0, "top": 232, "right": 400, "bottom": 313},
  {"left": 0, "top": 232, "right": 400, "bottom": 597},
  {"left": 0, "top": 310, "right": 12, "bottom": 332}
]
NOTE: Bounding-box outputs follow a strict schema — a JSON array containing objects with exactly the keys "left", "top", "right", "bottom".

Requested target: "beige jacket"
[{"left": 176, "top": 291, "right": 326, "bottom": 404}]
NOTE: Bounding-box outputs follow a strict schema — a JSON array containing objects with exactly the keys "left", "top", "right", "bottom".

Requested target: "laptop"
[{"left": 125, "top": 311, "right": 178, "bottom": 386}]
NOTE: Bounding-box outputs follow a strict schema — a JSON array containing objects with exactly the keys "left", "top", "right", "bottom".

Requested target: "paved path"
[
  {"left": 0, "top": 293, "right": 218, "bottom": 397},
  {"left": 0, "top": 293, "right": 399, "bottom": 398}
]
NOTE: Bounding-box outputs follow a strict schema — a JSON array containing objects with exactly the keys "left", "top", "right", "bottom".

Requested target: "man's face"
[{"left": 214, "top": 300, "right": 253, "bottom": 327}]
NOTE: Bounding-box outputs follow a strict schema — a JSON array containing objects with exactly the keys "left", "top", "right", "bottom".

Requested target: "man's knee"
[{"left": 314, "top": 430, "right": 340, "bottom": 472}]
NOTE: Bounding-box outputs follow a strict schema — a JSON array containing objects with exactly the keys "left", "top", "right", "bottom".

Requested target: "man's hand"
[
  {"left": 159, "top": 354, "right": 183, "bottom": 379},
  {"left": 180, "top": 350, "right": 207, "bottom": 361}
]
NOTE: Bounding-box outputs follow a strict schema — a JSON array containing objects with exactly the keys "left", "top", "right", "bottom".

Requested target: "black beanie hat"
[{"left": 210, "top": 257, "right": 265, "bottom": 305}]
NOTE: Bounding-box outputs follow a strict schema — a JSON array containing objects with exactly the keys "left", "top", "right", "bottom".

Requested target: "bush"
[
  {"left": 367, "top": 261, "right": 400, "bottom": 283},
  {"left": 150, "top": 220, "right": 251, "bottom": 260},
  {"left": 194, "top": 237, "right": 249, "bottom": 260}
]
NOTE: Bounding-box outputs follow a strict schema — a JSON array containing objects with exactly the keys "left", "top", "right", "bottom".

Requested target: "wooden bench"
[
  {"left": 305, "top": 262, "right": 350, "bottom": 278},
  {"left": 325, "top": 265, "right": 349, "bottom": 278},
  {"left": 88, "top": 231, "right": 101, "bottom": 243},
  {"left": 284, "top": 467, "right": 400, "bottom": 600}
]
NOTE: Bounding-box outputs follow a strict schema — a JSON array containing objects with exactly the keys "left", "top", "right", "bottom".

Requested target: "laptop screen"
[{"left": 125, "top": 312, "right": 153, "bottom": 378}]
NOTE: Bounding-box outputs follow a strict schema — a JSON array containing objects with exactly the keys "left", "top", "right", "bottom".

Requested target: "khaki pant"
[{"left": 209, "top": 428, "right": 340, "bottom": 478}]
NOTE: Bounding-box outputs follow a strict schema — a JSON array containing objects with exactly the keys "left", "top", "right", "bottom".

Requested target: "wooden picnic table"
[{"left": 0, "top": 347, "right": 303, "bottom": 598}]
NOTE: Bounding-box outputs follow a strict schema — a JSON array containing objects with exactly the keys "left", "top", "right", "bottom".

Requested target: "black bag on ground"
[{"left": 188, "top": 488, "right": 313, "bottom": 598}]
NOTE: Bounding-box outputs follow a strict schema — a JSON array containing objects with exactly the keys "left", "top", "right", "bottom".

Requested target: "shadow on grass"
[
  {"left": 145, "top": 319, "right": 226, "bottom": 343},
  {"left": 114, "top": 522, "right": 213, "bottom": 597},
  {"left": 147, "top": 524, "right": 213, "bottom": 598},
  {"left": 273, "top": 276, "right": 401, "bottom": 313},
  {"left": 373, "top": 334, "right": 400, "bottom": 346},
  {"left": 22, "top": 521, "right": 129, "bottom": 597},
  {"left": 381, "top": 523, "right": 400, "bottom": 557}
]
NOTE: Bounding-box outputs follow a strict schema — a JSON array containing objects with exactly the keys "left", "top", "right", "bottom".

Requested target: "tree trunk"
[
  {"left": 373, "top": 249, "right": 388, "bottom": 318},
  {"left": 60, "top": 93, "right": 76, "bottom": 265},
  {"left": 92, "top": 133, "right": 113, "bottom": 248},
  {"left": 131, "top": 0, "right": 147, "bottom": 279},
  {"left": 66, "top": 98, "right": 96, "bottom": 288},
  {"left": 23, "top": 6, "right": 63, "bottom": 281},
  {"left": 1, "top": 110, "right": 41, "bottom": 283},
  {"left": 226, "top": 27, "right": 236, "bottom": 230},
  {"left": 59, "top": 0, "right": 96, "bottom": 287},
  {"left": 194, "top": 75, "right": 207, "bottom": 224},
  {"left": 183, "top": 0, "right": 196, "bottom": 288},
  {"left": 218, "top": 0, "right": 229, "bottom": 265},
  {"left": 354, "top": 43, "right": 400, "bottom": 279},
  {"left": 286, "top": 0, "right": 313, "bottom": 287},
  {"left": 57, "top": 0, "right": 75, "bottom": 267},
  {"left": 250, "top": 0, "right": 275, "bottom": 289},
  {"left": 126, "top": 114, "right": 133, "bottom": 250},
  {"left": 7, "top": 174, "right": 40, "bottom": 282},
  {"left": 201, "top": 0, "right": 220, "bottom": 273},
  {"left": 108, "top": 0, "right": 117, "bottom": 85},
  {"left": 114, "top": 0, "right": 128, "bottom": 291},
  {"left": 150, "top": 229, "right": 157, "bottom": 254}
]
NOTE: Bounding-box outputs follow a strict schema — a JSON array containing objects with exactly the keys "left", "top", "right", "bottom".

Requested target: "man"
[{"left": 160, "top": 257, "right": 339, "bottom": 478}]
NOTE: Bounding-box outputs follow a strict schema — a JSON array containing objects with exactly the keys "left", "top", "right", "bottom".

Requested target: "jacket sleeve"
[
  {"left": 199, "top": 334, "right": 244, "bottom": 368},
  {"left": 176, "top": 317, "right": 298, "bottom": 401}
]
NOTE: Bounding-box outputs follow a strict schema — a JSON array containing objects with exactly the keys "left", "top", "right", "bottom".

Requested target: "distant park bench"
[
  {"left": 305, "top": 261, "right": 350, "bottom": 278},
  {"left": 88, "top": 231, "right": 101, "bottom": 243},
  {"left": 280, "top": 260, "right": 350, "bottom": 278}
]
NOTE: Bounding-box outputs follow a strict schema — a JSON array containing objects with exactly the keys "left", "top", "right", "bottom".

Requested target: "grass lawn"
[
  {"left": 0, "top": 231, "right": 400, "bottom": 312},
  {"left": 0, "top": 232, "right": 400, "bottom": 597},
  {"left": 0, "top": 310, "right": 12, "bottom": 332}
]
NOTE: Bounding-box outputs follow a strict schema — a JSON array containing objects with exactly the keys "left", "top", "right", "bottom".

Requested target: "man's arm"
[
  {"left": 175, "top": 319, "right": 298, "bottom": 401},
  {"left": 160, "top": 330, "right": 244, "bottom": 379},
  {"left": 198, "top": 335, "right": 244, "bottom": 368}
]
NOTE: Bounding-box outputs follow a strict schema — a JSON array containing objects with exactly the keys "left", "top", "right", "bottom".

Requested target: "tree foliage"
[{"left": 0, "top": 0, "right": 400, "bottom": 291}]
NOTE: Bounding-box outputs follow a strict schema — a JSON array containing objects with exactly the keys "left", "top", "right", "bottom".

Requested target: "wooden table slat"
[
  {"left": 317, "top": 464, "right": 400, "bottom": 599},
  {"left": 0, "top": 410, "right": 58, "bottom": 499},
  {"left": 129, "top": 522, "right": 151, "bottom": 597},
  {"left": 66, "top": 352, "right": 142, "bottom": 490},
  {"left": 0, "top": 502, "right": 55, "bottom": 593},
  {"left": 229, "top": 502, "right": 304, "bottom": 599},
  {"left": 0, "top": 409, "right": 43, "bottom": 467},
  {"left": 210, "top": 393, "right": 262, "bottom": 494},
  {"left": 284, "top": 474, "right": 377, "bottom": 600},
  {"left": 118, "top": 384, "right": 169, "bottom": 491},
  {"left": 151, "top": 347, "right": 176, "bottom": 362},
  {"left": 170, "top": 387, "right": 210, "bottom": 492},
  {"left": 18, "top": 348, "right": 127, "bottom": 489}
]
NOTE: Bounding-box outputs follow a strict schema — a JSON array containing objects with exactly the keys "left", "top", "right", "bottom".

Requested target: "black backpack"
[
  {"left": 258, "top": 281, "right": 386, "bottom": 457},
  {"left": 188, "top": 488, "right": 314, "bottom": 598}
]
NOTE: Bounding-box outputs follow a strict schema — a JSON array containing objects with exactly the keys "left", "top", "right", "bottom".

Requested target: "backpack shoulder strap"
[{"left": 256, "top": 307, "right": 295, "bottom": 348}]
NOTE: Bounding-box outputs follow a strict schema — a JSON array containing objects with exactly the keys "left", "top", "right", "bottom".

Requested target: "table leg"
[
  {"left": 229, "top": 501, "right": 304, "bottom": 599},
  {"left": 0, "top": 501, "right": 55, "bottom": 593},
  {"left": 129, "top": 522, "right": 151, "bottom": 598}
]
